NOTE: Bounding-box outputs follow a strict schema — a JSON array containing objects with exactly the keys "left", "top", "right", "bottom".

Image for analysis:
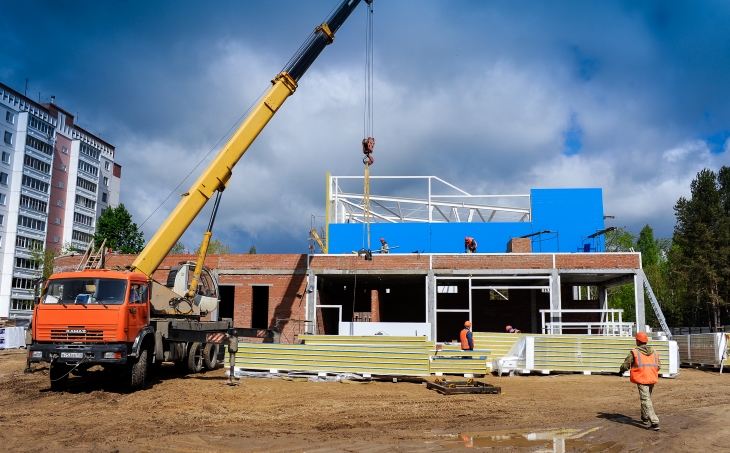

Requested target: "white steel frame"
[
  {"left": 329, "top": 175, "right": 531, "bottom": 224},
  {"left": 433, "top": 275, "right": 552, "bottom": 339}
]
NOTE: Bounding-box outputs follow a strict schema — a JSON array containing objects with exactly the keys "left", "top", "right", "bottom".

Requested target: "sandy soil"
[{"left": 1, "top": 349, "right": 729, "bottom": 452}]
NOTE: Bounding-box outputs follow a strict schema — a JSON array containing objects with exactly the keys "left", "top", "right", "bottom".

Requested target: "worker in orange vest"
[
  {"left": 619, "top": 331, "right": 661, "bottom": 430},
  {"left": 460, "top": 321, "right": 474, "bottom": 351},
  {"left": 464, "top": 237, "right": 477, "bottom": 253}
]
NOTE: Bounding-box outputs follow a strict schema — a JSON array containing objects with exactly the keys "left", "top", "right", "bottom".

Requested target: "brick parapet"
[{"left": 54, "top": 252, "right": 641, "bottom": 275}]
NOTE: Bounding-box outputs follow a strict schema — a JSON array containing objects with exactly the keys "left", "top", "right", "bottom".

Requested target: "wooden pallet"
[{"left": 427, "top": 379, "right": 501, "bottom": 395}]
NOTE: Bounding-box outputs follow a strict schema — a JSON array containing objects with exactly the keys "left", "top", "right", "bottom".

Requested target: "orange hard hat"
[
  {"left": 636, "top": 332, "right": 649, "bottom": 343},
  {"left": 464, "top": 320, "right": 472, "bottom": 327},
  {"left": 506, "top": 325, "right": 512, "bottom": 332}
]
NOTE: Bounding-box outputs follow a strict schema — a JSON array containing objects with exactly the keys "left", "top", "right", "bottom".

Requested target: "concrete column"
[
  {"left": 426, "top": 271, "right": 436, "bottom": 340},
  {"left": 550, "top": 269, "right": 561, "bottom": 334},
  {"left": 634, "top": 271, "right": 646, "bottom": 333},
  {"left": 371, "top": 289, "right": 380, "bottom": 322},
  {"left": 307, "top": 271, "right": 317, "bottom": 334}
]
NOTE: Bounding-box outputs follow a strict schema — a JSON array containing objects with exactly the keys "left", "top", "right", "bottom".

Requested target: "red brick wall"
[{"left": 507, "top": 238, "right": 532, "bottom": 253}]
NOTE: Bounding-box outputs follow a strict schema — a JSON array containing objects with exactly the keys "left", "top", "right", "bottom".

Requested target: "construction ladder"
[
  {"left": 641, "top": 273, "right": 671, "bottom": 339},
  {"left": 76, "top": 239, "right": 107, "bottom": 271}
]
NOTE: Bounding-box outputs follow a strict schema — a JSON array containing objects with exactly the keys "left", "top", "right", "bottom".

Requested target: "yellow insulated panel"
[{"left": 226, "top": 343, "right": 431, "bottom": 376}]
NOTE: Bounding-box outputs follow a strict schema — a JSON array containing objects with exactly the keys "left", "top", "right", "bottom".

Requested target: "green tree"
[
  {"left": 193, "top": 238, "right": 231, "bottom": 254},
  {"left": 170, "top": 241, "right": 185, "bottom": 254},
  {"left": 636, "top": 224, "right": 661, "bottom": 267},
  {"left": 94, "top": 204, "right": 145, "bottom": 254},
  {"left": 248, "top": 245, "right": 257, "bottom": 254},
  {"left": 670, "top": 167, "right": 728, "bottom": 328},
  {"left": 28, "top": 246, "right": 57, "bottom": 280}
]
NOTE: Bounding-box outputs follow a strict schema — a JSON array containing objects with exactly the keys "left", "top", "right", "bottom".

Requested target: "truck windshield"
[{"left": 43, "top": 278, "right": 128, "bottom": 305}]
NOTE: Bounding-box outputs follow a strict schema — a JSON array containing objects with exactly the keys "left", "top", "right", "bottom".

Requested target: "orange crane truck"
[{"left": 28, "top": 0, "right": 371, "bottom": 391}]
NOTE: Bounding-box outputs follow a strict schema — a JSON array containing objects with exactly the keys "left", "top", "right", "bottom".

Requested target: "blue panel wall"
[
  {"left": 327, "top": 188, "right": 605, "bottom": 254},
  {"left": 529, "top": 188, "right": 604, "bottom": 253}
]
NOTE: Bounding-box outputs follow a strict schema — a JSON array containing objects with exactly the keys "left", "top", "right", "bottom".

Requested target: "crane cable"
[{"left": 362, "top": 1, "right": 374, "bottom": 253}]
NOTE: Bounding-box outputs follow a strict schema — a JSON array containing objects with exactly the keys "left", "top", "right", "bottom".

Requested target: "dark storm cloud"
[{"left": 2, "top": 1, "right": 729, "bottom": 252}]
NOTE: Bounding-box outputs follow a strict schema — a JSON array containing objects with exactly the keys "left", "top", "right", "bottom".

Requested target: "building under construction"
[{"left": 55, "top": 175, "right": 657, "bottom": 345}]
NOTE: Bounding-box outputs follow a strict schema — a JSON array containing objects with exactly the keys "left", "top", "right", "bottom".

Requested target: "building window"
[
  {"left": 59, "top": 164, "right": 67, "bottom": 171},
  {"left": 6, "top": 111, "right": 14, "bottom": 124},
  {"left": 3, "top": 131, "right": 12, "bottom": 145},
  {"left": 15, "top": 257, "right": 39, "bottom": 270},
  {"left": 16, "top": 235, "right": 43, "bottom": 249},
  {"left": 28, "top": 116, "right": 54, "bottom": 135},
  {"left": 0, "top": 172, "right": 7, "bottom": 185},
  {"left": 104, "top": 161, "right": 110, "bottom": 170},
  {"left": 0, "top": 214, "right": 4, "bottom": 226},
  {"left": 102, "top": 192, "right": 108, "bottom": 202},
  {"left": 1, "top": 151, "right": 9, "bottom": 163},
  {"left": 78, "top": 160, "right": 98, "bottom": 176},
  {"left": 58, "top": 181, "right": 64, "bottom": 189},
  {"left": 26, "top": 136, "right": 52, "bottom": 155},
  {"left": 20, "top": 195, "right": 47, "bottom": 213},
  {"left": 53, "top": 236, "right": 60, "bottom": 243},
  {"left": 18, "top": 215, "right": 46, "bottom": 231},
  {"left": 75, "top": 194, "right": 96, "bottom": 210},
  {"left": 62, "top": 146, "right": 68, "bottom": 154},
  {"left": 24, "top": 155, "right": 51, "bottom": 174},
  {"left": 57, "top": 199, "right": 64, "bottom": 207},
  {"left": 0, "top": 193, "right": 5, "bottom": 205},
  {"left": 77, "top": 176, "right": 97, "bottom": 192},
  {"left": 55, "top": 218, "right": 61, "bottom": 225},
  {"left": 103, "top": 176, "right": 109, "bottom": 186},
  {"left": 22, "top": 175, "right": 49, "bottom": 193}
]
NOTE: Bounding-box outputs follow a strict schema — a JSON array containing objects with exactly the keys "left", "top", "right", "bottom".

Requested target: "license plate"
[{"left": 60, "top": 352, "right": 84, "bottom": 359}]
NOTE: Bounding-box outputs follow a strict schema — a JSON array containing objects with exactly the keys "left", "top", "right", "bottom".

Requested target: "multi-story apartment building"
[{"left": 0, "top": 82, "right": 121, "bottom": 320}]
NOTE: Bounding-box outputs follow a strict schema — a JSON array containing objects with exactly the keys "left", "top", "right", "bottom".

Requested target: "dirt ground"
[{"left": 1, "top": 350, "right": 729, "bottom": 452}]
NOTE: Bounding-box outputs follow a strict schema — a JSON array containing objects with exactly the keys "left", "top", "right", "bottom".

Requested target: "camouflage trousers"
[{"left": 637, "top": 384, "right": 659, "bottom": 424}]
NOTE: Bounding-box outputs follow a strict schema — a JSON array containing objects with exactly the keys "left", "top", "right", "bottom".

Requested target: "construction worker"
[
  {"left": 464, "top": 236, "right": 477, "bottom": 253},
  {"left": 619, "top": 331, "right": 661, "bottom": 431},
  {"left": 506, "top": 325, "right": 521, "bottom": 333},
  {"left": 379, "top": 238, "right": 389, "bottom": 254},
  {"left": 460, "top": 321, "right": 474, "bottom": 351}
]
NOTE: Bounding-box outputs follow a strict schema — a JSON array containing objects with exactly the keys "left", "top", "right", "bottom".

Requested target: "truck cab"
[{"left": 29, "top": 270, "right": 150, "bottom": 389}]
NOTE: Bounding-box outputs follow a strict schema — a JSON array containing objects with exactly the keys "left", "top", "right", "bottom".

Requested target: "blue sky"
[{"left": 2, "top": 1, "right": 729, "bottom": 253}]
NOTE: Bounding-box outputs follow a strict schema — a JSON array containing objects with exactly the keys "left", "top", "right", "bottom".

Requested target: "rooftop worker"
[
  {"left": 379, "top": 237, "right": 389, "bottom": 254},
  {"left": 619, "top": 332, "right": 661, "bottom": 431},
  {"left": 460, "top": 321, "right": 474, "bottom": 351},
  {"left": 465, "top": 236, "right": 477, "bottom": 253},
  {"left": 506, "top": 325, "right": 521, "bottom": 334}
]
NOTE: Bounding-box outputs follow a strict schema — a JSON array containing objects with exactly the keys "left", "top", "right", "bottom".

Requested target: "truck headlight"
[
  {"left": 31, "top": 351, "right": 42, "bottom": 358},
  {"left": 104, "top": 352, "right": 122, "bottom": 359}
]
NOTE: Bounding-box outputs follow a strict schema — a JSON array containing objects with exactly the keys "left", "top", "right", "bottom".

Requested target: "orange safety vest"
[
  {"left": 460, "top": 329, "right": 472, "bottom": 350},
  {"left": 630, "top": 349, "right": 659, "bottom": 385}
]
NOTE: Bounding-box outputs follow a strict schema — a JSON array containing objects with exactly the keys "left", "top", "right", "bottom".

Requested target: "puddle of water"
[{"left": 438, "top": 427, "right": 622, "bottom": 452}]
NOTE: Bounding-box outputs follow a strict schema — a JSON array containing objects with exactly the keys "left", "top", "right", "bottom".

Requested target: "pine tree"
[
  {"left": 671, "top": 167, "right": 727, "bottom": 328},
  {"left": 636, "top": 224, "right": 660, "bottom": 267}
]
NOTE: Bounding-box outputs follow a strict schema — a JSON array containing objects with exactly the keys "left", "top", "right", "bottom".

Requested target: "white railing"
[{"left": 540, "top": 309, "right": 633, "bottom": 336}]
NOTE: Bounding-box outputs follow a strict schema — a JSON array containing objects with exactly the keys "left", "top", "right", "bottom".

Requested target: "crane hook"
[{"left": 362, "top": 137, "right": 375, "bottom": 165}]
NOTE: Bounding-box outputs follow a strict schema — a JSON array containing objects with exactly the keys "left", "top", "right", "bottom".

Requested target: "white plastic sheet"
[{"left": 0, "top": 327, "right": 26, "bottom": 349}]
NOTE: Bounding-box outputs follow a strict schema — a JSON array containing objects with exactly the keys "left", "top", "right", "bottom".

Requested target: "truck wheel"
[
  {"left": 49, "top": 362, "right": 71, "bottom": 391},
  {"left": 203, "top": 343, "right": 219, "bottom": 370},
  {"left": 128, "top": 349, "right": 148, "bottom": 391},
  {"left": 187, "top": 342, "right": 203, "bottom": 373}
]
